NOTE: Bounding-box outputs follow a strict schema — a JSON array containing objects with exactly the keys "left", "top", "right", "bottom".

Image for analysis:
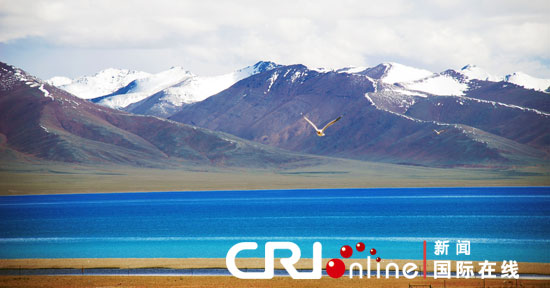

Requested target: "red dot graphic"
[
  {"left": 326, "top": 259, "right": 346, "bottom": 278},
  {"left": 340, "top": 245, "right": 353, "bottom": 258},
  {"left": 376, "top": 257, "right": 381, "bottom": 262},
  {"left": 370, "top": 248, "right": 377, "bottom": 255},
  {"left": 356, "top": 242, "right": 365, "bottom": 252}
]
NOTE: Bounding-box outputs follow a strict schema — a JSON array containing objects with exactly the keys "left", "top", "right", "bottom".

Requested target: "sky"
[{"left": 0, "top": 0, "right": 549, "bottom": 79}]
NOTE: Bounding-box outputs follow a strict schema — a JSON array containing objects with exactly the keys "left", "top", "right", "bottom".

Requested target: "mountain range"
[
  {"left": 48, "top": 61, "right": 281, "bottom": 117},
  {"left": 0, "top": 62, "right": 316, "bottom": 168},
  {"left": 48, "top": 62, "right": 550, "bottom": 119},
  {"left": 3, "top": 60, "right": 549, "bottom": 169},
  {"left": 168, "top": 63, "right": 549, "bottom": 167}
]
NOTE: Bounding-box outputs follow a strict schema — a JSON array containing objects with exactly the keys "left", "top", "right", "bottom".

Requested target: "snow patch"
[
  {"left": 404, "top": 74, "right": 468, "bottom": 96},
  {"left": 461, "top": 96, "right": 550, "bottom": 117},
  {"left": 14, "top": 70, "right": 28, "bottom": 82},
  {"left": 390, "top": 86, "right": 428, "bottom": 98},
  {"left": 38, "top": 84, "right": 53, "bottom": 100},
  {"left": 384, "top": 108, "right": 424, "bottom": 123},
  {"left": 266, "top": 72, "right": 279, "bottom": 93},
  {"left": 290, "top": 71, "right": 303, "bottom": 83},
  {"left": 25, "top": 81, "right": 40, "bottom": 88},
  {"left": 364, "top": 93, "right": 375, "bottom": 105},
  {"left": 39, "top": 124, "right": 50, "bottom": 133},
  {"left": 381, "top": 62, "right": 434, "bottom": 84}
]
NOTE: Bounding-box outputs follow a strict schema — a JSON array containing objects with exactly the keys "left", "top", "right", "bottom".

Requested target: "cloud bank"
[{"left": 1, "top": 0, "right": 549, "bottom": 78}]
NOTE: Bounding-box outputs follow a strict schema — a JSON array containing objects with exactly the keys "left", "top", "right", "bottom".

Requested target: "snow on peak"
[
  {"left": 252, "top": 61, "right": 281, "bottom": 73},
  {"left": 234, "top": 61, "right": 281, "bottom": 79},
  {"left": 504, "top": 72, "right": 550, "bottom": 92},
  {"left": 459, "top": 65, "right": 550, "bottom": 92},
  {"left": 48, "top": 68, "right": 151, "bottom": 99},
  {"left": 96, "top": 67, "right": 194, "bottom": 109},
  {"left": 389, "top": 63, "right": 468, "bottom": 96},
  {"left": 160, "top": 61, "right": 280, "bottom": 106},
  {"left": 380, "top": 62, "right": 435, "bottom": 84},
  {"left": 111, "top": 61, "right": 282, "bottom": 116},
  {"left": 459, "top": 64, "right": 500, "bottom": 82}
]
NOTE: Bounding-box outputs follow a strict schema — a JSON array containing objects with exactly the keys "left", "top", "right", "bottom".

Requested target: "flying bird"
[
  {"left": 302, "top": 114, "right": 342, "bottom": 136},
  {"left": 433, "top": 129, "right": 446, "bottom": 135}
]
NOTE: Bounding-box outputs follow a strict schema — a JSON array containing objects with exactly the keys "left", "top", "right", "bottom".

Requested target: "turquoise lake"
[{"left": 0, "top": 187, "right": 548, "bottom": 262}]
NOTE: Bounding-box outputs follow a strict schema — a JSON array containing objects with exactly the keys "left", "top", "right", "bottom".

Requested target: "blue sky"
[{"left": 1, "top": 0, "right": 549, "bottom": 79}]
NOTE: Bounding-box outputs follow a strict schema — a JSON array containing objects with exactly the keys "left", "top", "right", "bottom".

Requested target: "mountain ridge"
[
  {"left": 12, "top": 60, "right": 549, "bottom": 168},
  {"left": 1, "top": 62, "right": 318, "bottom": 169},
  {"left": 46, "top": 68, "right": 151, "bottom": 99},
  {"left": 122, "top": 61, "right": 282, "bottom": 117},
  {"left": 48, "top": 61, "right": 550, "bottom": 118},
  {"left": 169, "top": 64, "right": 543, "bottom": 167}
]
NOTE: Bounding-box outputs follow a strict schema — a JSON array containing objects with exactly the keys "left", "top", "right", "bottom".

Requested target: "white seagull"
[
  {"left": 302, "top": 114, "right": 342, "bottom": 136},
  {"left": 433, "top": 129, "right": 446, "bottom": 135}
]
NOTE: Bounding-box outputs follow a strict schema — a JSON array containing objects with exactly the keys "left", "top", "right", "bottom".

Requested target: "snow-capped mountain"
[
  {"left": 169, "top": 63, "right": 550, "bottom": 167},
  {"left": 389, "top": 64, "right": 496, "bottom": 97},
  {"left": 459, "top": 64, "right": 500, "bottom": 82},
  {"left": 505, "top": 72, "right": 550, "bottom": 92},
  {"left": 47, "top": 62, "right": 280, "bottom": 115},
  {"left": 401, "top": 64, "right": 550, "bottom": 97},
  {"left": 47, "top": 61, "right": 550, "bottom": 119},
  {"left": 123, "top": 61, "right": 281, "bottom": 117},
  {"left": 47, "top": 68, "right": 150, "bottom": 99},
  {"left": 3, "top": 60, "right": 549, "bottom": 169},
  {"left": 93, "top": 66, "right": 194, "bottom": 109},
  {"left": 1, "top": 61, "right": 310, "bottom": 168},
  {"left": 340, "top": 62, "right": 550, "bottom": 117},
  {"left": 350, "top": 63, "right": 550, "bottom": 99}
]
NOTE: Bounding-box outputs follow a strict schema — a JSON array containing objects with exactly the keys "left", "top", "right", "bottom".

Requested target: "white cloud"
[{"left": 0, "top": 0, "right": 549, "bottom": 78}]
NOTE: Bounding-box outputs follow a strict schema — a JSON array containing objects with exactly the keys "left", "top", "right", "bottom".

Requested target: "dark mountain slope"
[{"left": 170, "top": 65, "right": 509, "bottom": 167}]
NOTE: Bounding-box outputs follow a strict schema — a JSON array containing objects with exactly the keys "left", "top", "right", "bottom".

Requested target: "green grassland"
[{"left": 1, "top": 156, "right": 548, "bottom": 195}]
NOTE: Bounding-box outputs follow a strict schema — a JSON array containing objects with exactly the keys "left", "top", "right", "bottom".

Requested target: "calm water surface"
[{"left": 0, "top": 187, "right": 548, "bottom": 262}]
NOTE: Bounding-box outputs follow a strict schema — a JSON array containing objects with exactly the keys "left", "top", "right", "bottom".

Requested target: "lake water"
[{"left": 0, "top": 187, "right": 549, "bottom": 262}]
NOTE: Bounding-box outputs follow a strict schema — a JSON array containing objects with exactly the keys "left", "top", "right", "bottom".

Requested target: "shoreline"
[
  {"left": 1, "top": 185, "right": 548, "bottom": 197},
  {"left": 1, "top": 258, "right": 549, "bottom": 275}
]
